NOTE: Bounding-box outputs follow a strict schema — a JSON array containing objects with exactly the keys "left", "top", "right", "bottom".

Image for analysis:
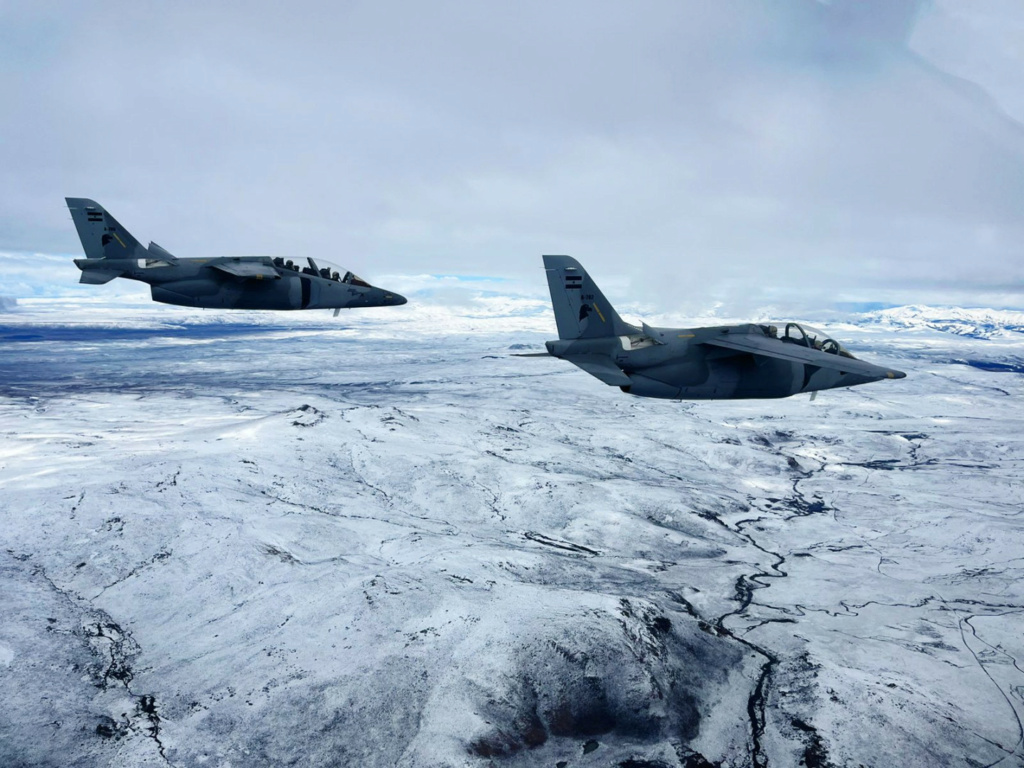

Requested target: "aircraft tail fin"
[
  {"left": 65, "top": 198, "right": 146, "bottom": 260},
  {"left": 543, "top": 255, "right": 635, "bottom": 340}
]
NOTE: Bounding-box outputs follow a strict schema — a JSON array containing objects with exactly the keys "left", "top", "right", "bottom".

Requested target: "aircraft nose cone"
[
  {"left": 887, "top": 369, "right": 907, "bottom": 380},
  {"left": 387, "top": 292, "right": 407, "bottom": 306}
]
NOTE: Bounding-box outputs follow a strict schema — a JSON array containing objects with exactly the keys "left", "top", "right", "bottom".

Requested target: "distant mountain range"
[
  {"left": 860, "top": 305, "right": 1024, "bottom": 339},
  {"left": 2, "top": 297, "right": 1024, "bottom": 345}
]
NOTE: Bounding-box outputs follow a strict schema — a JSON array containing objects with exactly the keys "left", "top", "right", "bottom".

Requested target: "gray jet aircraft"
[
  {"left": 534, "top": 255, "right": 905, "bottom": 400},
  {"left": 66, "top": 198, "right": 406, "bottom": 312}
]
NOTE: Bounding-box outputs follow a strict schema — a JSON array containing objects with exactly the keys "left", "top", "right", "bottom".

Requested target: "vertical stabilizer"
[
  {"left": 65, "top": 198, "right": 146, "bottom": 260},
  {"left": 543, "top": 255, "right": 635, "bottom": 340}
]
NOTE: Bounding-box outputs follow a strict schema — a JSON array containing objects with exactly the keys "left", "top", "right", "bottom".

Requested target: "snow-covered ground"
[{"left": 0, "top": 302, "right": 1021, "bottom": 767}]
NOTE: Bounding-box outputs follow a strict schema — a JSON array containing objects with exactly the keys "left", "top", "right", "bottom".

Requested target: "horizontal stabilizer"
[
  {"left": 566, "top": 355, "right": 632, "bottom": 386},
  {"left": 211, "top": 261, "right": 280, "bottom": 279},
  {"left": 79, "top": 270, "right": 123, "bottom": 285}
]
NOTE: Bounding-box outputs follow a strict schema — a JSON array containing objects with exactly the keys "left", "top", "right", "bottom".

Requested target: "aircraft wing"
[
  {"left": 211, "top": 261, "right": 281, "bottom": 279},
  {"left": 566, "top": 355, "right": 633, "bottom": 386},
  {"left": 703, "top": 333, "right": 902, "bottom": 378}
]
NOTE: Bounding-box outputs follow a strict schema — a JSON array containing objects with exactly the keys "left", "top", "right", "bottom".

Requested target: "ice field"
[{"left": 0, "top": 302, "right": 1022, "bottom": 767}]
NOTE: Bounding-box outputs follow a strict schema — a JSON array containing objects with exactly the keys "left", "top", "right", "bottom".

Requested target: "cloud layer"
[{"left": 2, "top": 0, "right": 1023, "bottom": 312}]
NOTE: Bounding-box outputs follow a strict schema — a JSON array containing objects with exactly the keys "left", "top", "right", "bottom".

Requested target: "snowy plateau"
[{"left": 0, "top": 301, "right": 1022, "bottom": 768}]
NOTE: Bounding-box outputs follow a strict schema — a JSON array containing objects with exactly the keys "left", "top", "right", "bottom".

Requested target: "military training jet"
[
  {"left": 533, "top": 255, "right": 906, "bottom": 400},
  {"left": 66, "top": 198, "right": 406, "bottom": 312}
]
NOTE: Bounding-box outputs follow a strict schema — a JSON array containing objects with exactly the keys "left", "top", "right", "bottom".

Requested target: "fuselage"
[
  {"left": 546, "top": 323, "right": 903, "bottom": 400},
  {"left": 538, "top": 254, "right": 904, "bottom": 401},
  {"left": 66, "top": 197, "right": 406, "bottom": 311},
  {"left": 74, "top": 256, "right": 405, "bottom": 310}
]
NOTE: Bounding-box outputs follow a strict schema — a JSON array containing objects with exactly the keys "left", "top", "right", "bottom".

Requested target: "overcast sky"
[{"left": 2, "top": 0, "right": 1023, "bottom": 313}]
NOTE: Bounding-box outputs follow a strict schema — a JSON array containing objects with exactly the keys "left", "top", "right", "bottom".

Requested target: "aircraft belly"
[
  {"left": 622, "top": 374, "right": 682, "bottom": 399},
  {"left": 733, "top": 358, "right": 801, "bottom": 399},
  {"left": 676, "top": 357, "right": 800, "bottom": 400},
  {"left": 635, "top": 359, "right": 709, "bottom": 388},
  {"left": 150, "top": 284, "right": 201, "bottom": 307},
  {"left": 150, "top": 278, "right": 223, "bottom": 307},
  {"left": 150, "top": 277, "right": 299, "bottom": 310},
  {"left": 618, "top": 360, "right": 700, "bottom": 399},
  {"left": 573, "top": 335, "right": 885, "bottom": 401},
  {"left": 228, "top": 281, "right": 294, "bottom": 310}
]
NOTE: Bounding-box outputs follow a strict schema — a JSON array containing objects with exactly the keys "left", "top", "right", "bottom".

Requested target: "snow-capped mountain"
[{"left": 861, "top": 304, "right": 1024, "bottom": 339}]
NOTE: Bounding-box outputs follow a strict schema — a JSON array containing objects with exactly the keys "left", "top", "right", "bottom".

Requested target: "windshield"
[
  {"left": 341, "top": 270, "right": 370, "bottom": 287},
  {"left": 759, "top": 322, "right": 855, "bottom": 358}
]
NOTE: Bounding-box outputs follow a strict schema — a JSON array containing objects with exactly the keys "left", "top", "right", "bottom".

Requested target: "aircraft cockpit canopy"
[
  {"left": 759, "top": 322, "right": 856, "bottom": 359},
  {"left": 272, "top": 257, "right": 369, "bottom": 286}
]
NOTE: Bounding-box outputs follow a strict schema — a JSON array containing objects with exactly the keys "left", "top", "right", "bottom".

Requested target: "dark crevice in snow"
[
  {"left": 92, "top": 550, "right": 172, "bottom": 598},
  {"left": 523, "top": 531, "right": 600, "bottom": 556},
  {"left": 33, "top": 563, "right": 176, "bottom": 766}
]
